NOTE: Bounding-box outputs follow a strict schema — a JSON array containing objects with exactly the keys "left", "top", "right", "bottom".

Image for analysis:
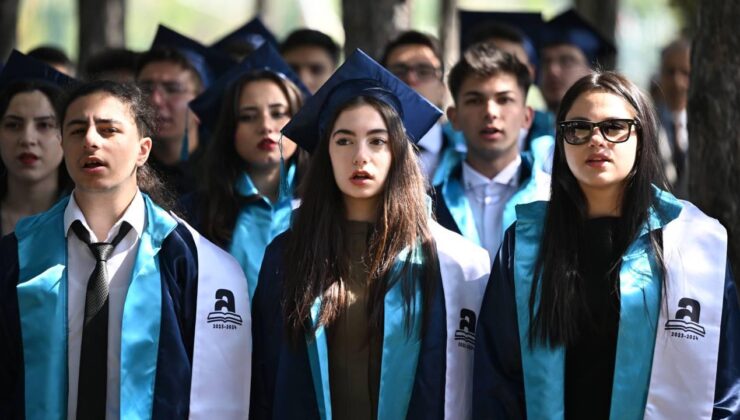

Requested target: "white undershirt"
[
  {"left": 462, "top": 157, "right": 521, "bottom": 260},
  {"left": 64, "top": 190, "right": 145, "bottom": 420}
]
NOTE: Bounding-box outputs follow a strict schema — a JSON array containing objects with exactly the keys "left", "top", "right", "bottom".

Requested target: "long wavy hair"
[
  {"left": 529, "top": 71, "right": 668, "bottom": 347},
  {"left": 198, "top": 71, "right": 307, "bottom": 246},
  {"left": 282, "top": 96, "right": 439, "bottom": 342},
  {"left": 0, "top": 80, "right": 73, "bottom": 200}
]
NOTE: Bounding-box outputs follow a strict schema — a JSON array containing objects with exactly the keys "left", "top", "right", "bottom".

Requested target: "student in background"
[{"left": 280, "top": 28, "right": 340, "bottom": 94}]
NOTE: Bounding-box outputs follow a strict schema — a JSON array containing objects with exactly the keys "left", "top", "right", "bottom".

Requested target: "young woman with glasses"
[{"left": 473, "top": 71, "right": 739, "bottom": 419}]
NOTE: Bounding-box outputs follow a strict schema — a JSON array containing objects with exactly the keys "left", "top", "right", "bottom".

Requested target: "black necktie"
[{"left": 71, "top": 220, "right": 132, "bottom": 420}]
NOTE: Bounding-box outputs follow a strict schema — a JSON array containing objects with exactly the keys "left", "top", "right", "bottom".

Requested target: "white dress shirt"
[
  {"left": 462, "top": 156, "right": 521, "bottom": 260},
  {"left": 417, "top": 123, "right": 444, "bottom": 180},
  {"left": 64, "top": 190, "right": 146, "bottom": 420}
]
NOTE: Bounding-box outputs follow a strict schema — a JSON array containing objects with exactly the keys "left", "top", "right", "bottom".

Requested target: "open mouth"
[
  {"left": 18, "top": 153, "right": 39, "bottom": 165},
  {"left": 480, "top": 126, "right": 502, "bottom": 138},
  {"left": 83, "top": 157, "right": 106, "bottom": 169},
  {"left": 351, "top": 170, "right": 373, "bottom": 181}
]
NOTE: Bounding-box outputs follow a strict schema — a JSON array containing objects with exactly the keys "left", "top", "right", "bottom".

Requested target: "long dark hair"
[
  {"left": 57, "top": 80, "right": 175, "bottom": 209},
  {"left": 282, "top": 96, "right": 439, "bottom": 343},
  {"left": 0, "top": 80, "right": 73, "bottom": 200},
  {"left": 529, "top": 71, "right": 668, "bottom": 347},
  {"left": 198, "top": 70, "right": 307, "bottom": 246}
]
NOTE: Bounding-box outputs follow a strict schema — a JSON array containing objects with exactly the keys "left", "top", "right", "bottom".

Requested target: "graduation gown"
[
  {"left": 473, "top": 188, "right": 740, "bottom": 419},
  {"left": 250, "top": 220, "right": 491, "bottom": 420},
  {"left": 0, "top": 194, "right": 251, "bottom": 420},
  {"left": 431, "top": 134, "right": 553, "bottom": 247}
]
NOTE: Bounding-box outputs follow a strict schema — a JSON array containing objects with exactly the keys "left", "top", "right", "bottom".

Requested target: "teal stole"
[
  {"left": 15, "top": 194, "right": 178, "bottom": 419},
  {"left": 512, "top": 189, "right": 683, "bottom": 419},
  {"left": 305, "top": 246, "right": 424, "bottom": 420},
  {"left": 229, "top": 163, "right": 296, "bottom": 301}
]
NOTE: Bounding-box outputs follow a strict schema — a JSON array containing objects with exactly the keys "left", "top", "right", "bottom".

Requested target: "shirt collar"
[
  {"left": 462, "top": 155, "right": 522, "bottom": 190},
  {"left": 64, "top": 190, "right": 146, "bottom": 242},
  {"left": 417, "top": 123, "right": 444, "bottom": 154}
]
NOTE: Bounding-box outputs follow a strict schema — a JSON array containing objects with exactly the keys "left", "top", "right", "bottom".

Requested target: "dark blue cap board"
[
  {"left": 150, "top": 25, "right": 237, "bottom": 87},
  {"left": 542, "top": 9, "right": 616, "bottom": 64},
  {"left": 212, "top": 17, "right": 279, "bottom": 52},
  {"left": 459, "top": 10, "right": 544, "bottom": 69},
  {"left": 282, "top": 49, "right": 442, "bottom": 153},
  {"left": 0, "top": 49, "right": 78, "bottom": 90},
  {"left": 189, "top": 42, "right": 310, "bottom": 133}
]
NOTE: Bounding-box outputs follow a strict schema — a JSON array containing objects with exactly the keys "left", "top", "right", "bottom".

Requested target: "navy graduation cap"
[
  {"left": 282, "top": 49, "right": 442, "bottom": 153},
  {"left": 189, "top": 42, "right": 309, "bottom": 134},
  {"left": 212, "top": 17, "right": 279, "bottom": 53},
  {"left": 150, "top": 25, "right": 237, "bottom": 87},
  {"left": 459, "top": 10, "right": 545, "bottom": 68},
  {"left": 0, "top": 49, "right": 78, "bottom": 90},
  {"left": 542, "top": 9, "right": 616, "bottom": 64}
]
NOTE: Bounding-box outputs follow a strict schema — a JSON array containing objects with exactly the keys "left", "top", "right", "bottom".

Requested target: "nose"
[
  {"left": 83, "top": 125, "right": 102, "bottom": 150},
  {"left": 258, "top": 112, "right": 275, "bottom": 134},
  {"left": 484, "top": 99, "right": 499, "bottom": 120},
  {"left": 588, "top": 126, "right": 608, "bottom": 147},
  {"left": 19, "top": 124, "right": 38, "bottom": 146},
  {"left": 352, "top": 142, "right": 369, "bottom": 167}
]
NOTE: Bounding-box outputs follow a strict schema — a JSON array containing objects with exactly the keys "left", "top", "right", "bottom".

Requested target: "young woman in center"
[
  {"left": 0, "top": 51, "right": 74, "bottom": 235},
  {"left": 184, "top": 44, "right": 309, "bottom": 301},
  {"left": 473, "top": 71, "right": 739, "bottom": 419},
  {"left": 250, "top": 50, "right": 491, "bottom": 420}
]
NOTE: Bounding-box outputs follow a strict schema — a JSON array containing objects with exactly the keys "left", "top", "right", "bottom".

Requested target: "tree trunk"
[
  {"left": 0, "top": 0, "right": 20, "bottom": 62},
  {"left": 573, "top": 0, "right": 619, "bottom": 69},
  {"left": 689, "top": 0, "right": 740, "bottom": 284},
  {"left": 342, "top": 0, "right": 411, "bottom": 60},
  {"left": 77, "top": 0, "right": 125, "bottom": 72},
  {"left": 255, "top": 0, "right": 267, "bottom": 16},
  {"left": 439, "top": 0, "right": 458, "bottom": 74}
]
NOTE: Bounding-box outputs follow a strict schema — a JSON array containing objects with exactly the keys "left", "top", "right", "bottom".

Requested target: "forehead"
[
  {"left": 459, "top": 72, "right": 522, "bottom": 95},
  {"left": 283, "top": 46, "right": 333, "bottom": 64},
  {"left": 542, "top": 44, "right": 587, "bottom": 62},
  {"left": 333, "top": 103, "right": 387, "bottom": 131},
  {"left": 138, "top": 60, "right": 197, "bottom": 85},
  {"left": 386, "top": 44, "right": 440, "bottom": 67},
  {"left": 239, "top": 79, "right": 288, "bottom": 104},
  {"left": 64, "top": 92, "right": 136, "bottom": 124},
  {"left": 5, "top": 90, "right": 54, "bottom": 116},
  {"left": 565, "top": 90, "right": 636, "bottom": 119}
]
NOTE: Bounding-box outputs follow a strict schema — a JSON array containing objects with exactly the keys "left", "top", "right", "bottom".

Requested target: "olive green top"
[{"left": 327, "top": 221, "right": 383, "bottom": 420}]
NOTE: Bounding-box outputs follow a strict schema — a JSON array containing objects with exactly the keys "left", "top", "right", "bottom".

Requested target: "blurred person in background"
[
  {"left": 280, "top": 28, "right": 340, "bottom": 94},
  {"left": 27, "top": 45, "right": 77, "bottom": 77}
]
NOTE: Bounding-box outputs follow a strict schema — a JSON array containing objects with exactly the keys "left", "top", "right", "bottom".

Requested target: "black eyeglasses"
[
  {"left": 388, "top": 63, "right": 442, "bottom": 82},
  {"left": 558, "top": 119, "right": 640, "bottom": 145}
]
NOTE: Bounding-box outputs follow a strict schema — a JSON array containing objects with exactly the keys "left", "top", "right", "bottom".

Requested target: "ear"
[
  {"left": 522, "top": 105, "right": 534, "bottom": 131},
  {"left": 446, "top": 105, "right": 459, "bottom": 131},
  {"left": 137, "top": 136, "right": 153, "bottom": 167}
]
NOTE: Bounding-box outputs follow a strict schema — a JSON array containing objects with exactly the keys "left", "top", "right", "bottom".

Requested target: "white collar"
[
  {"left": 462, "top": 155, "right": 521, "bottom": 190},
  {"left": 63, "top": 190, "right": 146, "bottom": 242},
  {"left": 417, "top": 123, "right": 444, "bottom": 154}
]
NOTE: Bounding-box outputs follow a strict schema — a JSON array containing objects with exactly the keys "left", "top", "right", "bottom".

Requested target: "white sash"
[
  {"left": 645, "top": 201, "right": 727, "bottom": 419},
  {"left": 430, "top": 221, "right": 491, "bottom": 420},
  {"left": 179, "top": 219, "right": 252, "bottom": 419}
]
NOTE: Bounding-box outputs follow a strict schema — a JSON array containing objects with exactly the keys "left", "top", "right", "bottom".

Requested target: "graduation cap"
[
  {"left": 150, "top": 25, "right": 237, "bottom": 87},
  {"left": 212, "top": 17, "right": 279, "bottom": 53},
  {"left": 541, "top": 9, "right": 616, "bottom": 64},
  {"left": 0, "top": 49, "right": 79, "bottom": 90},
  {"left": 282, "top": 49, "right": 442, "bottom": 153},
  {"left": 189, "top": 42, "right": 310, "bottom": 134},
  {"left": 459, "top": 10, "right": 545, "bottom": 69}
]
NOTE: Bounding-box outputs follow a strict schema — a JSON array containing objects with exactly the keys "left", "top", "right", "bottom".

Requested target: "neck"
[
  {"left": 74, "top": 182, "right": 138, "bottom": 240},
  {"left": 1, "top": 173, "right": 60, "bottom": 235},
  {"left": 465, "top": 148, "right": 518, "bottom": 180},
  {"left": 247, "top": 163, "right": 281, "bottom": 203},
  {"left": 343, "top": 195, "right": 379, "bottom": 223},
  {"left": 581, "top": 183, "right": 623, "bottom": 218},
  {"left": 152, "top": 135, "right": 183, "bottom": 166}
]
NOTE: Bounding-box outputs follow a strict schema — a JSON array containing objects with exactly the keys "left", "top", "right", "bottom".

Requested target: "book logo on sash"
[
  {"left": 454, "top": 308, "right": 476, "bottom": 350},
  {"left": 207, "top": 288, "right": 243, "bottom": 330},
  {"left": 665, "top": 297, "right": 705, "bottom": 340}
]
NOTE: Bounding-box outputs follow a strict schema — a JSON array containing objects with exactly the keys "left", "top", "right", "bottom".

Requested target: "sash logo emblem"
[
  {"left": 665, "top": 297, "right": 705, "bottom": 340},
  {"left": 454, "top": 308, "right": 476, "bottom": 350},
  {"left": 207, "top": 289, "right": 243, "bottom": 330}
]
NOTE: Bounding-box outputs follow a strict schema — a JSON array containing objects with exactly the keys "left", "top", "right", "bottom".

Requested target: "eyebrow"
[
  {"left": 332, "top": 128, "right": 388, "bottom": 137},
  {"left": 565, "top": 116, "right": 631, "bottom": 121},
  {"left": 3, "top": 114, "right": 56, "bottom": 121},
  {"left": 462, "top": 89, "right": 515, "bottom": 97},
  {"left": 64, "top": 118, "right": 125, "bottom": 128},
  {"left": 239, "top": 103, "right": 288, "bottom": 112}
]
